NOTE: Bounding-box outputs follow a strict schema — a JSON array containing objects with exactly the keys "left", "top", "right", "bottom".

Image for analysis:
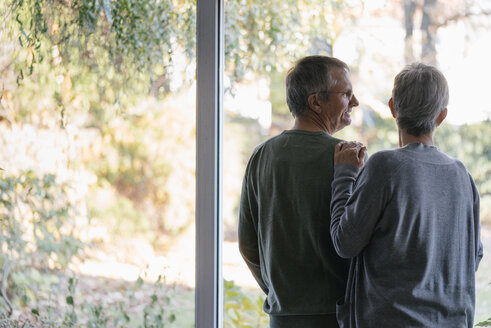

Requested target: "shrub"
[
  {"left": 224, "top": 280, "right": 268, "bottom": 328},
  {"left": 0, "top": 170, "right": 84, "bottom": 313}
]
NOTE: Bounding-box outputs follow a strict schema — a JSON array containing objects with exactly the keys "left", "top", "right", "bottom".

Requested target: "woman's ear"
[
  {"left": 388, "top": 98, "right": 396, "bottom": 118},
  {"left": 307, "top": 93, "right": 322, "bottom": 114},
  {"left": 436, "top": 108, "right": 448, "bottom": 126}
]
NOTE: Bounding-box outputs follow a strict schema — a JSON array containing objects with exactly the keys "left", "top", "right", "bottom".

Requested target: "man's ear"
[
  {"left": 436, "top": 108, "right": 447, "bottom": 126},
  {"left": 307, "top": 93, "right": 322, "bottom": 114},
  {"left": 388, "top": 97, "right": 396, "bottom": 118}
]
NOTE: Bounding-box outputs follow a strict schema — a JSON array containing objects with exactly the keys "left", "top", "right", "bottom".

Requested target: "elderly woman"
[{"left": 330, "top": 63, "right": 483, "bottom": 327}]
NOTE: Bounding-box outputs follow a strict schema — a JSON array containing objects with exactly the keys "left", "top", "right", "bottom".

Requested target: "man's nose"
[{"left": 350, "top": 94, "right": 359, "bottom": 107}]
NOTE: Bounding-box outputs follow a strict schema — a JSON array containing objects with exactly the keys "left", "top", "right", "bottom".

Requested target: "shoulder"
[
  {"left": 353, "top": 149, "right": 410, "bottom": 186},
  {"left": 434, "top": 149, "right": 480, "bottom": 198},
  {"left": 364, "top": 148, "right": 404, "bottom": 172},
  {"left": 443, "top": 154, "right": 479, "bottom": 191},
  {"left": 245, "top": 133, "right": 285, "bottom": 168},
  {"left": 248, "top": 133, "right": 283, "bottom": 157},
  {"left": 432, "top": 147, "right": 474, "bottom": 177},
  {"left": 254, "top": 130, "right": 342, "bottom": 152},
  {"left": 366, "top": 148, "right": 398, "bottom": 162}
]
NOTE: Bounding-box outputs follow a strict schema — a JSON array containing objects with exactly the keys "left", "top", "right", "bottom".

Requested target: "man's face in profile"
[{"left": 319, "top": 67, "right": 359, "bottom": 133}]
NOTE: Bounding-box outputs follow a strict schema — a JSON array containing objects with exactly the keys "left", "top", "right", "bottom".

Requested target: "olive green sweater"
[{"left": 238, "top": 130, "right": 350, "bottom": 320}]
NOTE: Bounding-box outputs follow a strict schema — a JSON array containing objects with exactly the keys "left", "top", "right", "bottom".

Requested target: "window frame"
[{"left": 196, "top": 0, "right": 224, "bottom": 327}]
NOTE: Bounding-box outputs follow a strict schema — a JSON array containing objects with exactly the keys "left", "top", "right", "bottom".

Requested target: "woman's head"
[{"left": 391, "top": 63, "right": 449, "bottom": 136}]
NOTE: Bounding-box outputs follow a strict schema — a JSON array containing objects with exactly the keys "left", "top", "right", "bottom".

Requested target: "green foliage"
[
  {"left": 95, "top": 118, "right": 172, "bottom": 209},
  {"left": 0, "top": 170, "right": 83, "bottom": 269},
  {"left": 1, "top": 0, "right": 192, "bottom": 127},
  {"left": 142, "top": 276, "right": 177, "bottom": 328},
  {"left": 9, "top": 0, "right": 194, "bottom": 88},
  {"left": 224, "top": 0, "right": 354, "bottom": 82},
  {"left": 2, "top": 274, "right": 182, "bottom": 328},
  {"left": 88, "top": 193, "right": 150, "bottom": 237},
  {"left": 477, "top": 317, "right": 491, "bottom": 327},
  {"left": 435, "top": 121, "right": 491, "bottom": 196},
  {"left": 88, "top": 103, "right": 187, "bottom": 234},
  {"left": 3, "top": 0, "right": 356, "bottom": 125},
  {"left": 223, "top": 280, "right": 269, "bottom": 328},
  {"left": 0, "top": 170, "right": 84, "bottom": 311},
  {"left": 268, "top": 69, "right": 290, "bottom": 123},
  {"left": 0, "top": 317, "right": 35, "bottom": 328},
  {"left": 434, "top": 121, "right": 491, "bottom": 223}
]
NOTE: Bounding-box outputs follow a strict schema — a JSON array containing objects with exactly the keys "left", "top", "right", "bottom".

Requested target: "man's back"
[{"left": 239, "top": 130, "right": 350, "bottom": 319}]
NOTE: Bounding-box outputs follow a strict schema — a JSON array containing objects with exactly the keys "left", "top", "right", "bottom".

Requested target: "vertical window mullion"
[{"left": 196, "top": 0, "right": 223, "bottom": 327}]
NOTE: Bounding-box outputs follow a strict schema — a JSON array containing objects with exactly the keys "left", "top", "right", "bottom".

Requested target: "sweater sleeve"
[
  {"left": 238, "top": 172, "right": 269, "bottom": 294},
  {"left": 330, "top": 161, "right": 389, "bottom": 258}
]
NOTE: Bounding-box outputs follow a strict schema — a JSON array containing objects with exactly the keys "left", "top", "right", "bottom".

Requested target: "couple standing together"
[{"left": 238, "top": 56, "right": 483, "bottom": 328}]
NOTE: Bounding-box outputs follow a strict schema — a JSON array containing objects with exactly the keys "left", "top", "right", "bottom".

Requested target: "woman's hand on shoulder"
[{"left": 334, "top": 141, "right": 367, "bottom": 168}]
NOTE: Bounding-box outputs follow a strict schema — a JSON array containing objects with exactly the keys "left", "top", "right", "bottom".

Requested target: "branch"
[
  {"left": 149, "top": 74, "right": 170, "bottom": 97},
  {"left": 53, "top": 0, "right": 72, "bottom": 8},
  {"left": 0, "top": 60, "right": 14, "bottom": 76},
  {"left": 436, "top": 10, "right": 491, "bottom": 28}
]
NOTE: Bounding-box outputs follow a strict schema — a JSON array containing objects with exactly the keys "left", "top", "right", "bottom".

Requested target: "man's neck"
[
  {"left": 399, "top": 129, "right": 434, "bottom": 147},
  {"left": 292, "top": 111, "right": 334, "bottom": 134}
]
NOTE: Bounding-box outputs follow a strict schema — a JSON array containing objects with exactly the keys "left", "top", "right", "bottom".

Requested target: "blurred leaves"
[
  {"left": 435, "top": 121, "right": 491, "bottom": 198},
  {"left": 3, "top": 0, "right": 195, "bottom": 126},
  {"left": 86, "top": 95, "right": 196, "bottom": 235},
  {"left": 224, "top": 279, "right": 269, "bottom": 328},
  {"left": 0, "top": 170, "right": 84, "bottom": 271},
  {"left": 3, "top": 0, "right": 357, "bottom": 125},
  {"left": 1, "top": 274, "right": 184, "bottom": 327},
  {"left": 224, "top": 0, "right": 354, "bottom": 83},
  {"left": 477, "top": 317, "right": 491, "bottom": 327},
  {"left": 0, "top": 169, "right": 84, "bottom": 309},
  {"left": 436, "top": 120, "right": 491, "bottom": 223}
]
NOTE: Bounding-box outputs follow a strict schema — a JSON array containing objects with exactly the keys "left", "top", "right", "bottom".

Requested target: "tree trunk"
[
  {"left": 421, "top": 0, "right": 437, "bottom": 65},
  {"left": 404, "top": 0, "right": 417, "bottom": 64}
]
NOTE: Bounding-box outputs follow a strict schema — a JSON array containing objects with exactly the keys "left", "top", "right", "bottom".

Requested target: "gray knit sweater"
[
  {"left": 330, "top": 143, "right": 483, "bottom": 328},
  {"left": 239, "top": 130, "right": 350, "bottom": 321}
]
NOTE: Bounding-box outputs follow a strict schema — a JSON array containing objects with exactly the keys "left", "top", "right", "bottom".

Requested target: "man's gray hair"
[
  {"left": 286, "top": 56, "right": 349, "bottom": 117},
  {"left": 392, "top": 63, "right": 449, "bottom": 136}
]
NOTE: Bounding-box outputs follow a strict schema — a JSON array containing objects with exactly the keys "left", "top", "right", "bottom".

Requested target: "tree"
[
  {"left": 2, "top": 0, "right": 357, "bottom": 123},
  {"left": 403, "top": 0, "right": 491, "bottom": 65},
  {"left": 1, "top": 0, "right": 195, "bottom": 125}
]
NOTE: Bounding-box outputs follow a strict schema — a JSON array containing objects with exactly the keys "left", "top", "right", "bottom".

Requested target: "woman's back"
[{"left": 331, "top": 143, "right": 483, "bottom": 327}]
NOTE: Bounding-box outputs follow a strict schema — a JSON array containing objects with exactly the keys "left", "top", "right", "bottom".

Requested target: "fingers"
[
  {"left": 336, "top": 141, "right": 362, "bottom": 148},
  {"left": 336, "top": 141, "right": 364, "bottom": 152},
  {"left": 335, "top": 142, "right": 343, "bottom": 155},
  {"left": 334, "top": 141, "right": 367, "bottom": 168},
  {"left": 358, "top": 146, "right": 367, "bottom": 167}
]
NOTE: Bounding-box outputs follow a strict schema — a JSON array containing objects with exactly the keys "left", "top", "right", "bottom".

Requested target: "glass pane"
[
  {"left": 223, "top": 1, "right": 491, "bottom": 326},
  {"left": 0, "top": 1, "right": 195, "bottom": 326}
]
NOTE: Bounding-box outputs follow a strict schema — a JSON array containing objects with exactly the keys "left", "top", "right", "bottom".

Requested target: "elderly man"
[
  {"left": 331, "top": 63, "right": 483, "bottom": 327},
  {"left": 238, "top": 55, "right": 360, "bottom": 327}
]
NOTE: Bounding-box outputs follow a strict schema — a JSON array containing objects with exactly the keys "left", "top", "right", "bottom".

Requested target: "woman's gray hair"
[
  {"left": 286, "top": 56, "right": 349, "bottom": 117},
  {"left": 392, "top": 63, "right": 449, "bottom": 136}
]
